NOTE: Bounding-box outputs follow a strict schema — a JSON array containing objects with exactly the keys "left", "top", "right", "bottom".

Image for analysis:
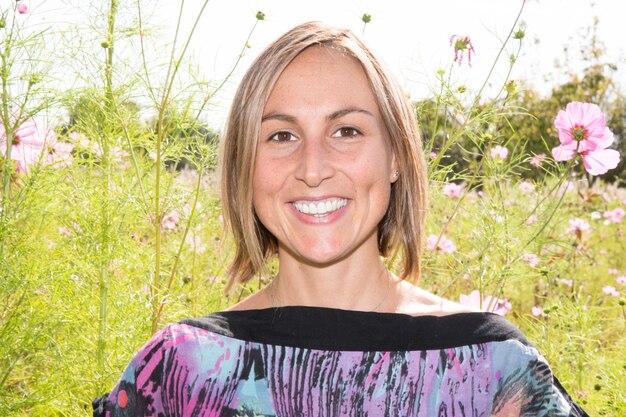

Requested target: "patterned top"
[{"left": 93, "top": 307, "right": 588, "bottom": 417}]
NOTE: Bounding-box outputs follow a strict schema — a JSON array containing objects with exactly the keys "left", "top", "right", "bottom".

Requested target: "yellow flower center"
[
  {"left": 572, "top": 125, "right": 588, "bottom": 141},
  {"left": 454, "top": 38, "right": 469, "bottom": 51}
]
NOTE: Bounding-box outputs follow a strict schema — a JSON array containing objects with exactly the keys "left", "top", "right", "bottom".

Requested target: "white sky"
[
  {"left": 157, "top": 0, "right": 625, "bottom": 128},
  {"left": 32, "top": 0, "right": 626, "bottom": 129}
]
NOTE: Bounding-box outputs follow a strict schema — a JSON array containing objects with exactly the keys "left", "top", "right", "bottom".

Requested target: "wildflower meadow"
[{"left": 1, "top": 1, "right": 625, "bottom": 416}]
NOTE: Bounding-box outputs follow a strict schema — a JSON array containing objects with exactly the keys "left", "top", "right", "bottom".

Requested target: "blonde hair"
[{"left": 220, "top": 21, "right": 427, "bottom": 292}]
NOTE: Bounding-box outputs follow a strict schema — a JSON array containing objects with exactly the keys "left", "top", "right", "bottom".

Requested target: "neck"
[{"left": 271, "top": 250, "right": 393, "bottom": 312}]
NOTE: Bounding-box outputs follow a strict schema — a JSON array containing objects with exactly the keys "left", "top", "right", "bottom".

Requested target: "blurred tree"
[{"left": 149, "top": 109, "right": 218, "bottom": 171}]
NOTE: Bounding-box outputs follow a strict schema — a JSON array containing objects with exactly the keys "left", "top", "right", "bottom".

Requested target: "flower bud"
[
  {"left": 255, "top": 11, "right": 265, "bottom": 20},
  {"left": 505, "top": 80, "right": 517, "bottom": 94},
  {"left": 29, "top": 73, "right": 42, "bottom": 86},
  {"left": 361, "top": 13, "right": 372, "bottom": 24}
]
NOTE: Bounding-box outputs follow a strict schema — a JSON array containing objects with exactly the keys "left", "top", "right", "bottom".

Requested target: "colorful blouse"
[{"left": 93, "top": 307, "right": 588, "bottom": 416}]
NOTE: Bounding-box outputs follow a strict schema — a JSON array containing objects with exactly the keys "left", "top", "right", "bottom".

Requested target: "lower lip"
[{"left": 290, "top": 201, "right": 350, "bottom": 225}]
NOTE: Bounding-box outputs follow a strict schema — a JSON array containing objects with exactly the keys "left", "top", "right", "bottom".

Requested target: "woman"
[{"left": 94, "top": 22, "right": 588, "bottom": 416}]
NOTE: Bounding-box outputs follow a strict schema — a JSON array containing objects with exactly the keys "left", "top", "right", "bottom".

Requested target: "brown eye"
[
  {"left": 269, "top": 131, "right": 296, "bottom": 142},
  {"left": 334, "top": 127, "right": 360, "bottom": 138}
]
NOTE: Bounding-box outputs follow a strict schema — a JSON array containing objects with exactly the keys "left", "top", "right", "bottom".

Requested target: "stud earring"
[{"left": 393, "top": 170, "right": 400, "bottom": 178}]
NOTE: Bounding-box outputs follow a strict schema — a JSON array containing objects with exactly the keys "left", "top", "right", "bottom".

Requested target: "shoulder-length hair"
[{"left": 220, "top": 21, "right": 427, "bottom": 292}]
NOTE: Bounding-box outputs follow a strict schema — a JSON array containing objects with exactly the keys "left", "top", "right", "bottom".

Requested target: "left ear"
[{"left": 390, "top": 153, "right": 400, "bottom": 183}]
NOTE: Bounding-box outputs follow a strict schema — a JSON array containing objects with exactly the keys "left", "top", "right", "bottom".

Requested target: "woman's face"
[{"left": 253, "top": 45, "right": 398, "bottom": 267}]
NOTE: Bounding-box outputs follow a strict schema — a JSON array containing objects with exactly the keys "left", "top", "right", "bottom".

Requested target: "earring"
[{"left": 393, "top": 170, "right": 400, "bottom": 178}]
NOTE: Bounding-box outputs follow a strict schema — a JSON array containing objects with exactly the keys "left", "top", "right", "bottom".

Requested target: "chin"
[{"left": 282, "top": 243, "right": 356, "bottom": 268}]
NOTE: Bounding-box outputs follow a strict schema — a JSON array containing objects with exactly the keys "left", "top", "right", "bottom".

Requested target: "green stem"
[
  {"left": 105, "top": 0, "right": 118, "bottom": 105},
  {"left": 136, "top": 0, "right": 155, "bottom": 103},
  {"left": 156, "top": 168, "right": 203, "bottom": 322},
  {"left": 1, "top": 56, "right": 13, "bottom": 242},
  {"left": 0, "top": 25, "right": 14, "bottom": 256},
  {"left": 151, "top": 0, "right": 211, "bottom": 335},
  {"left": 96, "top": 0, "right": 119, "bottom": 375},
  {"left": 469, "top": 0, "right": 525, "bottom": 114},
  {"left": 511, "top": 158, "right": 576, "bottom": 263},
  {"left": 427, "top": 67, "right": 453, "bottom": 165}
]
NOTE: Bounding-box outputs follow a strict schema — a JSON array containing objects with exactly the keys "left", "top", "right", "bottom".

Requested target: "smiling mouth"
[{"left": 292, "top": 198, "right": 348, "bottom": 216}]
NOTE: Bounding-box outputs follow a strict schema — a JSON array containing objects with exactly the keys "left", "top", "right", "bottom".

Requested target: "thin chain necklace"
[{"left": 268, "top": 269, "right": 392, "bottom": 312}]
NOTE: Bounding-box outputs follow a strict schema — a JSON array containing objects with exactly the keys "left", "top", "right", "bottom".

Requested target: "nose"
[{"left": 294, "top": 136, "right": 336, "bottom": 187}]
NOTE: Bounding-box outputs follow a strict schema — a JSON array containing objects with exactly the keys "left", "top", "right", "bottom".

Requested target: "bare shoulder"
[
  {"left": 225, "top": 287, "right": 272, "bottom": 311},
  {"left": 391, "top": 280, "right": 479, "bottom": 317}
]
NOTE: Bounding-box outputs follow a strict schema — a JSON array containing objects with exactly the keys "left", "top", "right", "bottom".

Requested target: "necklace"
[
  {"left": 368, "top": 270, "right": 391, "bottom": 312},
  {"left": 268, "top": 269, "right": 392, "bottom": 312}
]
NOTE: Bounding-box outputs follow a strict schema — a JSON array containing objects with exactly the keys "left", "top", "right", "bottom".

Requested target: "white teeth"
[{"left": 293, "top": 198, "right": 347, "bottom": 216}]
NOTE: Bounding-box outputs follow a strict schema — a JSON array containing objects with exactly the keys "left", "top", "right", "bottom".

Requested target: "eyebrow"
[
  {"left": 261, "top": 107, "right": 374, "bottom": 123},
  {"left": 327, "top": 107, "right": 374, "bottom": 121}
]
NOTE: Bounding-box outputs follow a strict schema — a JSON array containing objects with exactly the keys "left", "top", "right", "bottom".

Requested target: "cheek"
[{"left": 251, "top": 168, "right": 283, "bottom": 226}]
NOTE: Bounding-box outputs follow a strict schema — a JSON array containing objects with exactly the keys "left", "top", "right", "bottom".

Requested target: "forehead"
[{"left": 263, "top": 45, "right": 377, "bottom": 114}]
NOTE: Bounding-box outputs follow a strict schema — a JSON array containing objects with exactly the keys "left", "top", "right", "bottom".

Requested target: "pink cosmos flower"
[
  {"left": 149, "top": 210, "right": 180, "bottom": 231},
  {"left": 523, "top": 253, "right": 540, "bottom": 268},
  {"left": 58, "top": 226, "right": 72, "bottom": 237},
  {"left": 531, "top": 306, "right": 545, "bottom": 317},
  {"left": 48, "top": 140, "right": 74, "bottom": 167},
  {"left": 558, "top": 278, "right": 574, "bottom": 287},
  {"left": 17, "top": 3, "right": 28, "bottom": 14},
  {"left": 0, "top": 116, "right": 71, "bottom": 172},
  {"left": 552, "top": 102, "right": 620, "bottom": 175},
  {"left": 442, "top": 182, "right": 462, "bottom": 198},
  {"left": 518, "top": 181, "right": 534, "bottom": 195},
  {"left": 490, "top": 145, "right": 508, "bottom": 161},
  {"left": 426, "top": 234, "right": 456, "bottom": 254},
  {"left": 161, "top": 210, "right": 180, "bottom": 231},
  {"left": 450, "top": 35, "right": 475, "bottom": 66},
  {"left": 525, "top": 214, "right": 538, "bottom": 225},
  {"left": 567, "top": 218, "right": 590, "bottom": 235},
  {"left": 616, "top": 276, "right": 626, "bottom": 285},
  {"left": 530, "top": 153, "right": 546, "bottom": 168},
  {"left": 1, "top": 118, "right": 44, "bottom": 171},
  {"left": 111, "top": 146, "right": 130, "bottom": 168},
  {"left": 69, "top": 131, "right": 99, "bottom": 153},
  {"left": 608, "top": 268, "right": 619, "bottom": 275},
  {"left": 603, "top": 207, "right": 624, "bottom": 224},
  {"left": 602, "top": 286, "right": 619, "bottom": 296},
  {"left": 459, "top": 290, "right": 511, "bottom": 316}
]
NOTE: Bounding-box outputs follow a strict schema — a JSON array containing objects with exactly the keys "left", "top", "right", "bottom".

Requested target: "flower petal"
[
  {"left": 582, "top": 149, "right": 621, "bottom": 175},
  {"left": 577, "top": 102, "right": 605, "bottom": 131},
  {"left": 552, "top": 145, "right": 576, "bottom": 161},
  {"left": 554, "top": 109, "right": 574, "bottom": 145},
  {"left": 586, "top": 126, "right": 614, "bottom": 150}
]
